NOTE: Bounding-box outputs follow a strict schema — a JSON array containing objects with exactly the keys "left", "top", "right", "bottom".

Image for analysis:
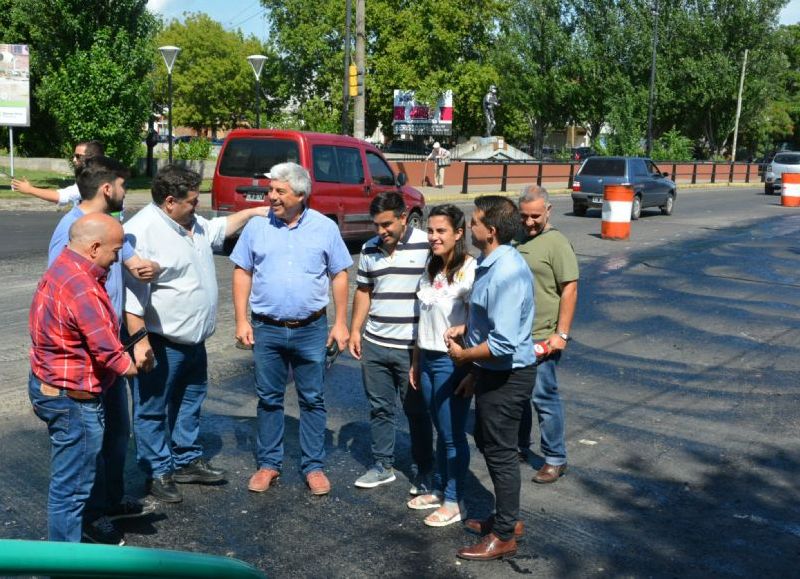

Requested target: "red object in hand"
[{"left": 534, "top": 340, "right": 551, "bottom": 358}]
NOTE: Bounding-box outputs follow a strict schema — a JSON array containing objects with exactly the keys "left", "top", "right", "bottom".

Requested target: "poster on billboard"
[
  {"left": 392, "top": 90, "right": 453, "bottom": 136},
  {"left": 0, "top": 44, "right": 31, "bottom": 127}
]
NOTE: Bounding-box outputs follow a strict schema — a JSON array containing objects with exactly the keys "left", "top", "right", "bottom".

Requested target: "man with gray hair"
[
  {"left": 231, "top": 162, "right": 352, "bottom": 496},
  {"left": 515, "top": 185, "right": 579, "bottom": 484}
]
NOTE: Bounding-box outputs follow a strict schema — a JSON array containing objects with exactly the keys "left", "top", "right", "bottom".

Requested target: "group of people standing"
[{"left": 26, "top": 146, "right": 579, "bottom": 563}]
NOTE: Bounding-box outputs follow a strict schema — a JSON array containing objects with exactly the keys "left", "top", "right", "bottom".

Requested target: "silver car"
[{"left": 764, "top": 152, "right": 800, "bottom": 195}]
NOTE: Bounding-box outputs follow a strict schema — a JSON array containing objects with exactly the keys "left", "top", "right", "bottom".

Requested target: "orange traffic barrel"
[
  {"left": 781, "top": 172, "right": 800, "bottom": 207},
  {"left": 601, "top": 184, "right": 634, "bottom": 240}
]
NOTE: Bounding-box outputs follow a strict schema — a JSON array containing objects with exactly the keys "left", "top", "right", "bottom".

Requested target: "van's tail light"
[{"left": 572, "top": 180, "right": 581, "bottom": 192}]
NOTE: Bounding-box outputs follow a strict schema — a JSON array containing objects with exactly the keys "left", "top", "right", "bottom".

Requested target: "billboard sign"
[
  {"left": 392, "top": 90, "right": 453, "bottom": 136},
  {"left": 0, "top": 44, "right": 31, "bottom": 127}
]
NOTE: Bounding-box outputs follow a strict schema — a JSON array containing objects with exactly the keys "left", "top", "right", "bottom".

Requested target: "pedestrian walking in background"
[
  {"left": 350, "top": 191, "right": 434, "bottom": 494},
  {"left": 407, "top": 204, "right": 476, "bottom": 527},
  {"left": 516, "top": 185, "right": 579, "bottom": 484},
  {"left": 426, "top": 142, "right": 451, "bottom": 188},
  {"left": 29, "top": 214, "right": 137, "bottom": 543},
  {"left": 231, "top": 162, "right": 352, "bottom": 497}
]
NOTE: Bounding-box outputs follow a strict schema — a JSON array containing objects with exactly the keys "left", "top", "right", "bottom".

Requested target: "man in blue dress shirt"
[
  {"left": 445, "top": 195, "right": 536, "bottom": 561},
  {"left": 231, "top": 162, "right": 352, "bottom": 496}
]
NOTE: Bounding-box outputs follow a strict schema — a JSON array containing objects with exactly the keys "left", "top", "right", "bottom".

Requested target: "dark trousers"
[
  {"left": 361, "top": 339, "right": 433, "bottom": 473},
  {"left": 474, "top": 364, "right": 536, "bottom": 541}
]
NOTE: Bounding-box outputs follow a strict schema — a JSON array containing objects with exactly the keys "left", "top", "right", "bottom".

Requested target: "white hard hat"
[{"left": 433, "top": 142, "right": 440, "bottom": 148}]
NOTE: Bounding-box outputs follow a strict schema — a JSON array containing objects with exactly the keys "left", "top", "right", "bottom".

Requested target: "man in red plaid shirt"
[{"left": 29, "top": 213, "right": 137, "bottom": 543}]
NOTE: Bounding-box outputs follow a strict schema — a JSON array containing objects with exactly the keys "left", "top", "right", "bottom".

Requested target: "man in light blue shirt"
[
  {"left": 445, "top": 195, "right": 536, "bottom": 561},
  {"left": 231, "top": 162, "right": 352, "bottom": 496}
]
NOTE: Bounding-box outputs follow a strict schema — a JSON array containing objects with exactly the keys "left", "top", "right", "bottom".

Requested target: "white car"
[{"left": 764, "top": 152, "right": 800, "bottom": 195}]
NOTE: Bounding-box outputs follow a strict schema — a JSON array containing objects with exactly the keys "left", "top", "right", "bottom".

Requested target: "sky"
[
  {"left": 147, "top": 0, "right": 269, "bottom": 41},
  {"left": 147, "top": 0, "right": 798, "bottom": 38}
]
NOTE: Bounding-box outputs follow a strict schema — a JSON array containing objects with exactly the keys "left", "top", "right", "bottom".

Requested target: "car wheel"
[
  {"left": 631, "top": 195, "right": 642, "bottom": 220},
  {"left": 660, "top": 192, "right": 674, "bottom": 216},
  {"left": 407, "top": 210, "right": 423, "bottom": 231},
  {"left": 573, "top": 203, "right": 587, "bottom": 216}
]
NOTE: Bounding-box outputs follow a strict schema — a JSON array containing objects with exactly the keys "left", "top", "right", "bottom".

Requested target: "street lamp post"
[
  {"left": 247, "top": 55, "right": 268, "bottom": 129},
  {"left": 646, "top": 0, "right": 659, "bottom": 157},
  {"left": 159, "top": 45, "right": 181, "bottom": 163}
]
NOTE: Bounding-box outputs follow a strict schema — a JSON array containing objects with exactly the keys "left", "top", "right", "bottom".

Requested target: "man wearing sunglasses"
[{"left": 12, "top": 140, "right": 105, "bottom": 206}]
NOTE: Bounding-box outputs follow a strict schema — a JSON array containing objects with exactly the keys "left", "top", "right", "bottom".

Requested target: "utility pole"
[
  {"left": 646, "top": 0, "right": 659, "bottom": 157},
  {"left": 730, "top": 48, "right": 748, "bottom": 169},
  {"left": 353, "top": 0, "right": 365, "bottom": 139},
  {"left": 341, "top": 0, "right": 352, "bottom": 135}
]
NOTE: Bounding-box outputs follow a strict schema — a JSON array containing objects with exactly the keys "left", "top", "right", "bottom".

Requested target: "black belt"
[{"left": 252, "top": 308, "right": 326, "bottom": 329}]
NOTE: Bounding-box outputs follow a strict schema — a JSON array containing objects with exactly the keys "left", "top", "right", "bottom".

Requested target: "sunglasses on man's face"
[{"left": 73, "top": 153, "right": 85, "bottom": 161}]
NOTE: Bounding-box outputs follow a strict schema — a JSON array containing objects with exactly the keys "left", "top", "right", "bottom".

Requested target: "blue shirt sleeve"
[
  {"left": 326, "top": 222, "right": 353, "bottom": 276},
  {"left": 229, "top": 219, "right": 255, "bottom": 271},
  {"left": 48, "top": 210, "right": 80, "bottom": 267},
  {"left": 485, "top": 262, "right": 533, "bottom": 360},
  {"left": 121, "top": 238, "right": 135, "bottom": 262}
]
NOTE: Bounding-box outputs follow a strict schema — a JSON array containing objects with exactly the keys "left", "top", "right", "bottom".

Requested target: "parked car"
[
  {"left": 212, "top": 129, "right": 425, "bottom": 245},
  {"left": 763, "top": 151, "right": 800, "bottom": 195},
  {"left": 571, "top": 156, "right": 677, "bottom": 219},
  {"left": 571, "top": 146, "right": 596, "bottom": 162}
]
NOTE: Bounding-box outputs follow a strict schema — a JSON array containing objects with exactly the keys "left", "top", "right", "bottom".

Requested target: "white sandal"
[
  {"left": 407, "top": 493, "right": 442, "bottom": 510},
  {"left": 424, "top": 505, "right": 462, "bottom": 527}
]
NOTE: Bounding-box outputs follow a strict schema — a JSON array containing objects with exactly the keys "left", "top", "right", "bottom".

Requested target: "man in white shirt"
[
  {"left": 124, "top": 165, "right": 267, "bottom": 504},
  {"left": 12, "top": 140, "right": 104, "bottom": 206}
]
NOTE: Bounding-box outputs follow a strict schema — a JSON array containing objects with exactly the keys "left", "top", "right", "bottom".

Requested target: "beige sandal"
[
  {"left": 407, "top": 493, "right": 442, "bottom": 510},
  {"left": 424, "top": 505, "right": 462, "bottom": 527}
]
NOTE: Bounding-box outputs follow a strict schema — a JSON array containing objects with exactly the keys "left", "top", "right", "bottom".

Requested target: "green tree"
[
  {"left": 152, "top": 14, "right": 281, "bottom": 133},
  {"left": 261, "top": 0, "right": 506, "bottom": 138},
  {"left": 493, "top": 0, "right": 578, "bottom": 153},
  {"left": 1, "top": 0, "right": 157, "bottom": 162}
]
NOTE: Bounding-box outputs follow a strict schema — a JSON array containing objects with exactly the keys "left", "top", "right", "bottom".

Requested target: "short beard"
[{"left": 107, "top": 196, "right": 124, "bottom": 213}]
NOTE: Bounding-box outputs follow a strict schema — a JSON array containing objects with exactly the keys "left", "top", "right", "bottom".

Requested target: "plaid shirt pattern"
[{"left": 29, "top": 249, "right": 131, "bottom": 394}]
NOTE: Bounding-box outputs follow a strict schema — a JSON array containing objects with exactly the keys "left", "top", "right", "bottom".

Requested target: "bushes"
[
  {"left": 174, "top": 138, "right": 212, "bottom": 161},
  {"left": 651, "top": 129, "right": 693, "bottom": 161}
]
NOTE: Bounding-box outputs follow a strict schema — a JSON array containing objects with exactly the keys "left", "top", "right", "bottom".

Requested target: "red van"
[{"left": 211, "top": 129, "right": 426, "bottom": 239}]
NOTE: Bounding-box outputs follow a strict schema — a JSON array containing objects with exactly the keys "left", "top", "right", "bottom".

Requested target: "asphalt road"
[{"left": 0, "top": 186, "right": 798, "bottom": 578}]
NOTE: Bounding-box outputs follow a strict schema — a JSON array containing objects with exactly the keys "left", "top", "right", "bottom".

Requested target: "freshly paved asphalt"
[{"left": 0, "top": 185, "right": 797, "bottom": 577}]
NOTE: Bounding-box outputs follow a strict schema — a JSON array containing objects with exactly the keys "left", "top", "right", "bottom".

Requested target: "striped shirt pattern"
[{"left": 357, "top": 227, "right": 429, "bottom": 349}]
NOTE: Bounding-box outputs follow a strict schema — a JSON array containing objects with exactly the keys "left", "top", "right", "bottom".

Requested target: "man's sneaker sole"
[
  {"left": 354, "top": 472, "right": 396, "bottom": 488},
  {"left": 82, "top": 531, "right": 126, "bottom": 546}
]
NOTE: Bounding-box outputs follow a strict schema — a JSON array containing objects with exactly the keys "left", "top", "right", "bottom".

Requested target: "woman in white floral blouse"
[{"left": 407, "top": 204, "right": 476, "bottom": 526}]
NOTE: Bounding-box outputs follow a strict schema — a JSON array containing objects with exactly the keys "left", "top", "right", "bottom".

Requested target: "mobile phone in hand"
[{"left": 325, "top": 342, "right": 341, "bottom": 369}]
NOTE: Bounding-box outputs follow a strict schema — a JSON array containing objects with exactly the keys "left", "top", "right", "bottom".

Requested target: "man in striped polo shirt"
[{"left": 349, "top": 191, "right": 434, "bottom": 491}]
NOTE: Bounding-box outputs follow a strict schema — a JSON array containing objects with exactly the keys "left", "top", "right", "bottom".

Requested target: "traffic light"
[{"left": 348, "top": 64, "right": 363, "bottom": 97}]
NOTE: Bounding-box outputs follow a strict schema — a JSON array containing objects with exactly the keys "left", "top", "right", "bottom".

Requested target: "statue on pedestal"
[{"left": 483, "top": 85, "right": 499, "bottom": 137}]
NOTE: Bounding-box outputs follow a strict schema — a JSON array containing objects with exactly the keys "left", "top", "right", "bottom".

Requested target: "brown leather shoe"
[
  {"left": 457, "top": 533, "right": 517, "bottom": 561},
  {"left": 306, "top": 470, "right": 331, "bottom": 496},
  {"left": 248, "top": 468, "right": 280, "bottom": 492},
  {"left": 463, "top": 516, "right": 525, "bottom": 539},
  {"left": 532, "top": 463, "right": 567, "bottom": 484}
]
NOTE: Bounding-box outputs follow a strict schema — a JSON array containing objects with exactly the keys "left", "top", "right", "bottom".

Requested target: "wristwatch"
[{"left": 557, "top": 332, "right": 570, "bottom": 342}]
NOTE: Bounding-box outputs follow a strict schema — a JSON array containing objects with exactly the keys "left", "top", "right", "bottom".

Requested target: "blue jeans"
[
  {"left": 252, "top": 315, "right": 327, "bottom": 475},
  {"left": 419, "top": 350, "right": 471, "bottom": 504},
  {"left": 29, "top": 373, "right": 104, "bottom": 542},
  {"left": 85, "top": 377, "right": 129, "bottom": 521},
  {"left": 361, "top": 339, "right": 433, "bottom": 473},
  {"left": 518, "top": 353, "right": 566, "bottom": 465},
  {"left": 131, "top": 335, "right": 207, "bottom": 477}
]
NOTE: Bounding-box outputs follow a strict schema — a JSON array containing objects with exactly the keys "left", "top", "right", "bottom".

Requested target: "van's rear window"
[
  {"left": 773, "top": 153, "right": 800, "bottom": 165},
  {"left": 218, "top": 139, "right": 301, "bottom": 177},
  {"left": 579, "top": 159, "right": 625, "bottom": 176}
]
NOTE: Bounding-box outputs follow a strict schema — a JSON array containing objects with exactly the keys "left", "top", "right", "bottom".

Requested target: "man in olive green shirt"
[{"left": 516, "top": 185, "right": 579, "bottom": 484}]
